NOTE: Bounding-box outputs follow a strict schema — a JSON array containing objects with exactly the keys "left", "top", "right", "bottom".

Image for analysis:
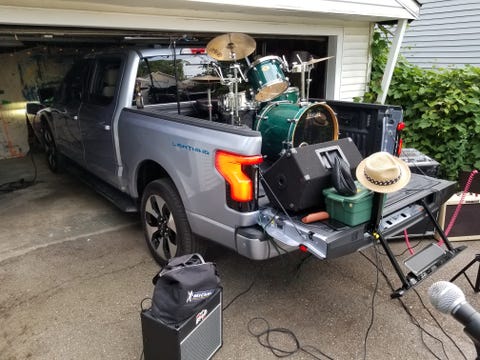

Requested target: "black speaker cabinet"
[
  {"left": 141, "top": 289, "right": 222, "bottom": 360},
  {"left": 261, "top": 138, "right": 363, "bottom": 212}
]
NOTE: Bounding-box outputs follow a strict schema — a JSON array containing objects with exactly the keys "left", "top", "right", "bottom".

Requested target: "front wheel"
[
  {"left": 140, "top": 179, "right": 205, "bottom": 266},
  {"left": 42, "top": 123, "right": 62, "bottom": 173}
]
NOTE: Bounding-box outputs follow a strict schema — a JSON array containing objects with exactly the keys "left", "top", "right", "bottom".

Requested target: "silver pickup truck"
[{"left": 28, "top": 47, "right": 457, "bottom": 279}]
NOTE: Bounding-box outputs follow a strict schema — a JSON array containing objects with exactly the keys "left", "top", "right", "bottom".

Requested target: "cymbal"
[
  {"left": 191, "top": 75, "right": 221, "bottom": 82},
  {"left": 306, "top": 56, "right": 334, "bottom": 65},
  {"left": 206, "top": 33, "right": 256, "bottom": 61}
]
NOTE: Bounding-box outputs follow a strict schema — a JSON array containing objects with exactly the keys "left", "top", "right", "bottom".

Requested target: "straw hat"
[{"left": 356, "top": 152, "right": 411, "bottom": 193}]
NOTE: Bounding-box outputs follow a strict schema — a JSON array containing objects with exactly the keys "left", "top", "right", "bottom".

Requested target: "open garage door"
[{"left": 0, "top": 26, "right": 330, "bottom": 159}]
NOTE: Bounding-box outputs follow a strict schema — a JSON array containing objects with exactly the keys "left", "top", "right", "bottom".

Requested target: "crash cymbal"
[
  {"left": 306, "top": 56, "right": 334, "bottom": 65},
  {"left": 206, "top": 33, "right": 256, "bottom": 61},
  {"left": 191, "top": 74, "right": 221, "bottom": 82}
]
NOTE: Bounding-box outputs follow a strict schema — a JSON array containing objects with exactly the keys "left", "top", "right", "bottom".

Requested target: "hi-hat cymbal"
[
  {"left": 206, "top": 33, "right": 256, "bottom": 61},
  {"left": 306, "top": 56, "right": 334, "bottom": 65},
  {"left": 191, "top": 75, "right": 221, "bottom": 82}
]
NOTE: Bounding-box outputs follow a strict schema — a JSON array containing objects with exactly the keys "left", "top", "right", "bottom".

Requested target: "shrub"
[{"left": 361, "top": 26, "right": 480, "bottom": 180}]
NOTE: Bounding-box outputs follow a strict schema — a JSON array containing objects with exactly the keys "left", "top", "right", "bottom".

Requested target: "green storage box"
[{"left": 322, "top": 182, "right": 374, "bottom": 226}]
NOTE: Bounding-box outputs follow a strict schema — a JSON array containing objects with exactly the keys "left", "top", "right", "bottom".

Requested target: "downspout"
[{"left": 377, "top": 19, "right": 408, "bottom": 104}]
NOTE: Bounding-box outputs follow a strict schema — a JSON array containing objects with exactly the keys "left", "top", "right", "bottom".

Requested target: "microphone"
[{"left": 428, "top": 281, "right": 480, "bottom": 346}]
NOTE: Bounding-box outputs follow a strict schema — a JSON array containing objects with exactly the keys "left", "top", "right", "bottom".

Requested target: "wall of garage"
[{"left": 0, "top": 47, "right": 76, "bottom": 159}]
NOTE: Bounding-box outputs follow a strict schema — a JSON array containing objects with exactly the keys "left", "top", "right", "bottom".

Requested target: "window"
[
  {"left": 136, "top": 50, "right": 215, "bottom": 105},
  {"left": 56, "top": 60, "right": 89, "bottom": 104},
  {"left": 89, "top": 57, "right": 122, "bottom": 106}
]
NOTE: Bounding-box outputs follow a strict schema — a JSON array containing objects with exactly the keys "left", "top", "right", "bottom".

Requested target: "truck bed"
[{"left": 258, "top": 174, "right": 456, "bottom": 260}]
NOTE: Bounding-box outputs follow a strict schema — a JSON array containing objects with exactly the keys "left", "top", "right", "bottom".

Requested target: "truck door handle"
[{"left": 97, "top": 123, "right": 111, "bottom": 131}]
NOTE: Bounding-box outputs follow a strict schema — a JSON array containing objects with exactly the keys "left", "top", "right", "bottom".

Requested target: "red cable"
[
  {"left": 403, "top": 229, "right": 415, "bottom": 255},
  {"left": 438, "top": 169, "right": 478, "bottom": 246}
]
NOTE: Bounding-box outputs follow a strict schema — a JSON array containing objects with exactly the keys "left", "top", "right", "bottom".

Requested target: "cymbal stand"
[
  {"left": 306, "top": 65, "right": 313, "bottom": 102},
  {"left": 296, "top": 54, "right": 311, "bottom": 105},
  {"left": 230, "top": 62, "right": 248, "bottom": 125},
  {"left": 206, "top": 86, "right": 213, "bottom": 121}
]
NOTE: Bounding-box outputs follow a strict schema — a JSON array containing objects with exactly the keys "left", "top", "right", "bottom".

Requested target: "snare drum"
[
  {"left": 255, "top": 102, "right": 339, "bottom": 160},
  {"left": 246, "top": 56, "right": 289, "bottom": 102},
  {"left": 219, "top": 91, "right": 250, "bottom": 112}
]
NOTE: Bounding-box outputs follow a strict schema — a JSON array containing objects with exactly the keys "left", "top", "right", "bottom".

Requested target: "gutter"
[{"left": 377, "top": 19, "right": 408, "bottom": 105}]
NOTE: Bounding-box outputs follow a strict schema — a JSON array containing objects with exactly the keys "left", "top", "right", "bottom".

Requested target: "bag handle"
[
  {"left": 166, "top": 253, "right": 205, "bottom": 268},
  {"left": 152, "top": 253, "right": 205, "bottom": 284}
]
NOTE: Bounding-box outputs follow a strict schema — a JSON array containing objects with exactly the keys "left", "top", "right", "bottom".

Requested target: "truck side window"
[
  {"left": 56, "top": 60, "right": 88, "bottom": 104},
  {"left": 136, "top": 52, "right": 214, "bottom": 105},
  {"left": 89, "top": 57, "right": 122, "bottom": 106}
]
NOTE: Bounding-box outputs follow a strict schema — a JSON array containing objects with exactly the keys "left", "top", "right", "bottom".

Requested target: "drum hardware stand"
[
  {"left": 367, "top": 193, "right": 465, "bottom": 298},
  {"left": 211, "top": 58, "right": 247, "bottom": 126},
  {"left": 207, "top": 87, "right": 213, "bottom": 121},
  {"left": 450, "top": 254, "right": 480, "bottom": 293},
  {"left": 294, "top": 54, "right": 310, "bottom": 104},
  {"left": 305, "top": 67, "right": 313, "bottom": 102},
  {"left": 192, "top": 67, "right": 221, "bottom": 122}
]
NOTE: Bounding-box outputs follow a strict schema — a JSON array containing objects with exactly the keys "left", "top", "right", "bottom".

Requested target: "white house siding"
[
  {"left": 402, "top": 0, "right": 480, "bottom": 68},
  {"left": 339, "top": 25, "right": 372, "bottom": 101}
]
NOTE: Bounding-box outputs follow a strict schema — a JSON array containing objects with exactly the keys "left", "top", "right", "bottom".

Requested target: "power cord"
[
  {"left": 222, "top": 263, "right": 264, "bottom": 312},
  {"left": 0, "top": 150, "right": 38, "bottom": 193},
  {"left": 222, "top": 256, "right": 335, "bottom": 359},
  {"left": 247, "top": 317, "right": 334, "bottom": 359},
  {"left": 359, "top": 250, "right": 468, "bottom": 360},
  {"left": 360, "top": 251, "right": 446, "bottom": 359},
  {"left": 363, "top": 242, "right": 380, "bottom": 360}
]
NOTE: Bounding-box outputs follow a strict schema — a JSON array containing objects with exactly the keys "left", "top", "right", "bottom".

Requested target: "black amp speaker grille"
[{"left": 181, "top": 302, "right": 222, "bottom": 359}]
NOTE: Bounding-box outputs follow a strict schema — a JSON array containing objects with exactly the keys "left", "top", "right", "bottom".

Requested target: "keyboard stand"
[{"left": 368, "top": 192, "right": 465, "bottom": 298}]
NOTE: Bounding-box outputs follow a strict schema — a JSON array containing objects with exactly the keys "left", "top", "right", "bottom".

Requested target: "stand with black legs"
[
  {"left": 367, "top": 192, "right": 465, "bottom": 298},
  {"left": 450, "top": 254, "right": 480, "bottom": 293}
]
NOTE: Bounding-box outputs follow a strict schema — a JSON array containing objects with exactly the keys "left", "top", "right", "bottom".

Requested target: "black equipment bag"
[
  {"left": 151, "top": 254, "right": 221, "bottom": 325},
  {"left": 332, "top": 155, "right": 357, "bottom": 196}
]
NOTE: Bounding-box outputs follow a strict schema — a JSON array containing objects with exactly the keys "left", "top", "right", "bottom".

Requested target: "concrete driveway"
[{"left": 1, "top": 154, "right": 479, "bottom": 359}]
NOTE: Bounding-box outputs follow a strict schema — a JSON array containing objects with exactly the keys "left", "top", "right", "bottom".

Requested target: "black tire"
[
  {"left": 42, "top": 123, "right": 62, "bottom": 173},
  {"left": 141, "top": 178, "right": 205, "bottom": 266},
  {"left": 25, "top": 116, "right": 42, "bottom": 153}
]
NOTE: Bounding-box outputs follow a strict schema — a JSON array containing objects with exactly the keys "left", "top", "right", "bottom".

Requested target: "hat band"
[{"left": 364, "top": 169, "right": 402, "bottom": 187}]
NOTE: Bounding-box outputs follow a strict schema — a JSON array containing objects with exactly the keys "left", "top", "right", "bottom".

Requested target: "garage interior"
[
  {"left": 2, "top": 18, "right": 480, "bottom": 360},
  {"left": 0, "top": 25, "right": 329, "bottom": 161}
]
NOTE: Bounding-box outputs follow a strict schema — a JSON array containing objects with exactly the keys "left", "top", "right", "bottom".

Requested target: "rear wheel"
[
  {"left": 42, "top": 123, "right": 62, "bottom": 173},
  {"left": 141, "top": 178, "right": 205, "bottom": 265}
]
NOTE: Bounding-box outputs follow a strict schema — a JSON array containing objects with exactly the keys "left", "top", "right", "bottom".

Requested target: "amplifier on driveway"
[
  {"left": 437, "top": 192, "right": 480, "bottom": 241},
  {"left": 141, "top": 288, "right": 222, "bottom": 360}
]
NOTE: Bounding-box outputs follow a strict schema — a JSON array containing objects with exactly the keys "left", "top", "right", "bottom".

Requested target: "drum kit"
[{"left": 194, "top": 32, "right": 339, "bottom": 160}]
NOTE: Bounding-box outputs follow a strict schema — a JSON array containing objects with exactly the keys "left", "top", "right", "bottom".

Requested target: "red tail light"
[
  {"left": 395, "top": 122, "right": 405, "bottom": 156},
  {"left": 215, "top": 150, "right": 263, "bottom": 202},
  {"left": 396, "top": 138, "right": 403, "bottom": 156}
]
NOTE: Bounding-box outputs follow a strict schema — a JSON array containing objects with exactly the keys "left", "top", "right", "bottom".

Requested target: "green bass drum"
[{"left": 255, "top": 102, "right": 339, "bottom": 160}]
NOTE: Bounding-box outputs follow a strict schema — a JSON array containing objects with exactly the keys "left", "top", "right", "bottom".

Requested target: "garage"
[
  {"left": 4, "top": 2, "right": 480, "bottom": 360},
  {"left": 0, "top": 0, "right": 422, "bottom": 160}
]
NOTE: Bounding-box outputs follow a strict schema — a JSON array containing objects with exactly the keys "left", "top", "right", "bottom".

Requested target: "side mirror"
[{"left": 26, "top": 102, "right": 45, "bottom": 115}]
